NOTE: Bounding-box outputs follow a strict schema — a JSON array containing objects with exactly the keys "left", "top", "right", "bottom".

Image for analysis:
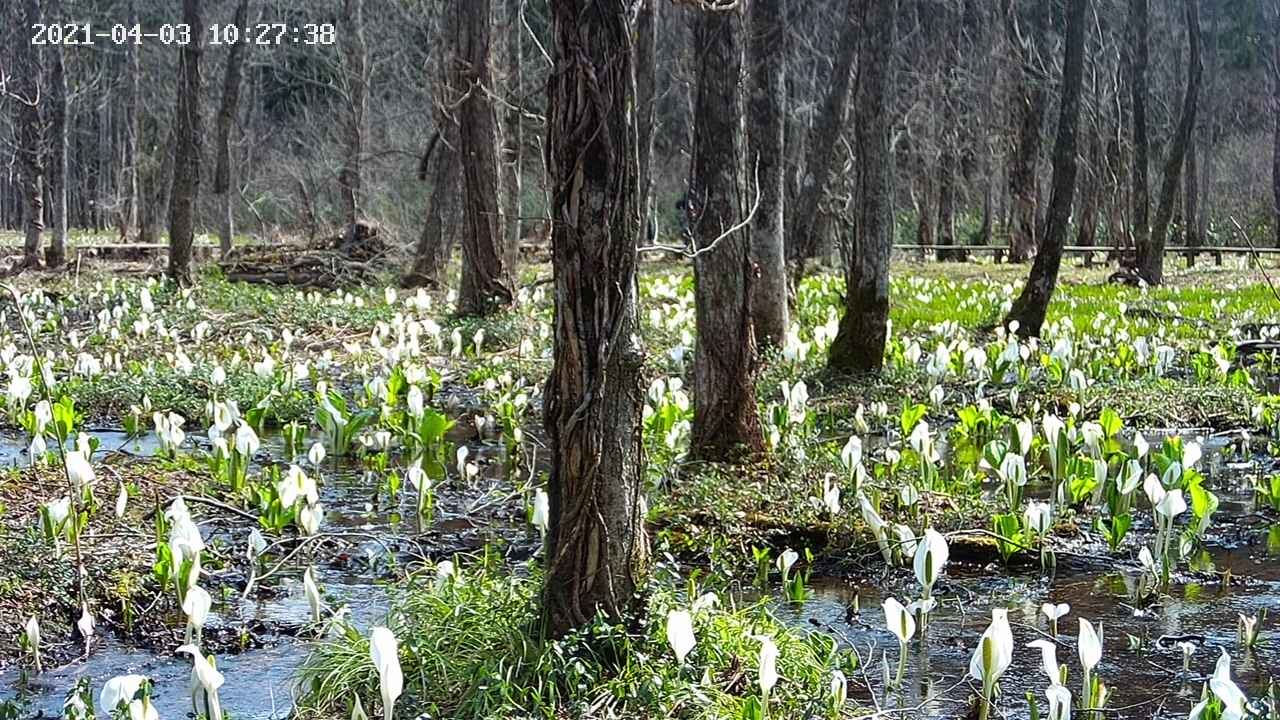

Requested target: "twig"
[
  {"left": 1229, "top": 216, "right": 1280, "bottom": 306},
  {"left": 638, "top": 157, "right": 762, "bottom": 259}
]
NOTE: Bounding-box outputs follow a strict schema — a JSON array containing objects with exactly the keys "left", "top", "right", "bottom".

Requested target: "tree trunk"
[
  {"left": 46, "top": 0, "right": 68, "bottom": 268},
  {"left": 167, "top": 0, "right": 204, "bottom": 285},
  {"left": 637, "top": 0, "right": 658, "bottom": 230},
  {"left": 828, "top": 0, "right": 897, "bottom": 373},
  {"left": 456, "top": 0, "right": 513, "bottom": 316},
  {"left": 1184, "top": 132, "right": 1199, "bottom": 264},
  {"left": 214, "top": 0, "right": 250, "bottom": 257},
  {"left": 540, "top": 0, "right": 648, "bottom": 641},
  {"left": 1003, "top": 0, "right": 1087, "bottom": 338},
  {"left": 690, "top": 2, "right": 764, "bottom": 461},
  {"left": 1129, "top": 0, "right": 1150, "bottom": 256},
  {"left": 935, "top": 147, "right": 959, "bottom": 261},
  {"left": 404, "top": 129, "right": 460, "bottom": 288},
  {"left": 1137, "top": 0, "right": 1201, "bottom": 286},
  {"left": 499, "top": 0, "right": 524, "bottom": 273},
  {"left": 339, "top": 0, "right": 368, "bottom": 226},
  {"left": 787, "top": 0, "right": 858, "bottom": 272},
  {"left": 15, "top": 0, "right": 45, "bottom": 270},
  {"left": 123, "top": 0, "right": 141, "bottom": 240},
  {"left": 747, "top": 0, "right": 789, "bottom": 347},
  {"left": 1006, "top": 0, "right": 1047, "bottom": 263},
  {"left": 1273, "top": 2, "right": 1280, "bottom": 248}
]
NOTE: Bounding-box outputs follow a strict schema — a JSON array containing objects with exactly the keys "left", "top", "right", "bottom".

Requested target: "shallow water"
[{"left": 0, "top": 425, "right": 527, "bottom": 719}]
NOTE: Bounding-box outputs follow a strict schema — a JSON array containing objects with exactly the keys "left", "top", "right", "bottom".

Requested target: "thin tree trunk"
[
  {"left": 214, "top": 0, "right": 250, "bottom": 257},
  {"left": 339, "top": 0, "right": 368, "bottom": 226},
  {"left": 47, "top": 0, "right": 68, "bottom": 268},
  {"left": 457, "top": 0, "right": 513, "bottom": 316},
  {"left": 935, "top": 147, "right": 958, "bottom": 261},
  {"left": 637, "top": 0, "right": 657, "bottom": 230},
  {"left": 747, "top": 0, "right": 789, "bottom": 347},
  {"left": 1184, "top": 132, "right": 1199, "bottom": 264},
  {"left": 1007, "top": 0, "right": 1047, "bottom": 263},
  {"left": 167, "top": 0, "right": 204, "bottom": 285},
  {"left": 1137, "top": 0, "right": 1201, "bottom": 286},
  {"left": 541, "top": 0, "right": 648, "bottom": 641},
  {"left": 828, "top": 0, "right": 897, "bottom": 373},
  {"left": 1129, "top": 0, "right": 1150, "bottom": 257},
  {"left": 788, "top": 0, "right": 858, "bottom": 273},
  {"left": 123, "top": 0, "right": 141, "bottom": 240},
  {"left": 690, "top": 2, "right": 764, "bottom": 461},
  {"left": 1003, "top": 0, "right": 1088, "bottom": 338}
]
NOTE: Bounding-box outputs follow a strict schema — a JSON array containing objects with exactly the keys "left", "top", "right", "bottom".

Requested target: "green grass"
[{"left": 296, "top": 552, "right": 850, "bottom": 720}]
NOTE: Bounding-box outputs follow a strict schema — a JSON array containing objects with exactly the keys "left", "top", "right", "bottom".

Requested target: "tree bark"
[
  {"left": 1002, "top": 0, "right": 1086, "bottom": 338},
  {"left": 541, "top": 0, "right": 648, "bottom": 641},
  {"left": 637, "top": 0, "right": 658, "bottom": 228},
  {"left": 456, "top": 0, "right": 513, "bottom": 316},
  {"left": 14, "top": 0, "right": 45, "bottom": 270},
  {"left": 787, "top": 0, "right": 858, "bottom": 272},
  {"left": 1273, "top": 1, "right": 1280, "bottom": 248},
  {"left": 690, "top": 1, "right": 765, "bottom": 461},
  {"left": 1184, "top": 132, "right": 1199, "bottom": 264},
  {"left": 339, "top": 0, "right": 368, "bottom": 226},
  {"left": 935, "top": 147, "right": 959, "bottom": 261},
  {"left": 1006, "top": 0, "right": 1047, "bottom": 263},
  {"left": 1129, "top": 0, "right": 1150, "bottom": 256},
  {"left": 1136, "top": 0, "right": 1201, "bottom": 286},
  {"left": 747, "top": 0, "right": 789, "bottom": 347},
  {"left": 214, "top": 0, "right": 250, "bottom": 257},
  {"left": 828, "top": 0, "right": 897, "bottom": 373},
  {"left": 404, "top": 128, "right": 460, "bottom": 288},
  {"left": 499, "top": 0, "right": 524, "bottom": 273},
  {"left": 167, "top": 0, "right": 204, "bottom": 285},
  {"left": 46, "top": 0, "right": 68, "bottom": 268}
]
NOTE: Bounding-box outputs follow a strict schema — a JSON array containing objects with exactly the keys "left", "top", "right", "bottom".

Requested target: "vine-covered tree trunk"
[
  {"left": 747, "top": 0, "right": 789, "bottom": 347},
  {"left": 787, "top": 0, "right": 858, "bottom": 273},
  {"left": 1006, "top": 0, "right": 1047, "bottom": 263},
  {"left": 1137, "top": 0, "right": 1201, "bottom": 286},
  {"left": 1003, "top": 0, "right": 1088, "bottom": 337},
  {"left": 690, "top": 2, "right": 764, "bottom": 461},
  {"left": 1129, "top": 0, "right": 1150, "bottom": 256},
  {"left": 47, "top": 0, "right": 68, "bottom": 268},
  {"left": 457, "top": 0, "right": 513, "bottom": 316},
  {"left": 167, "top": 0, "right": 204, "bottom": 285},
  {"left": 828, "top": 0, "right": 897, "bottom": 373},
  {"left": 541, "top": 0, "right": 648, "bottom": 641},
  {"left": 214, "top": 0, "right": 250, "bottom": 257}
]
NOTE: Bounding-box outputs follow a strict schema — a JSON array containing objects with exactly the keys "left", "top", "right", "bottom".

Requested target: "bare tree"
[
  {"left": 787, "top": 0, "right": 858, "bottom": 273},
  {"left": 214, "top": 0, "right": 251, "bottom": 257},
  {"left": 541, "top": 0, "right": 648, "bottom": 641},
  {"left": 499, "top": 0, "right": 524, "bottom": 271},
  {"left": 747, "top": 0, "right": 789, "bottom": 346},
  {"left": 46, "top": 0, "right": 67, "bottom": 268},
  {"left": 690, "top": 0, "right": 764, "bottom": 461},
  {"left": 456, "top": 0, "right": 513, "bottom": 316},
  {"left": 1003, "top": 0, "right": 1088, "bottom": 337},
  {"left": 13, "top": 0, "right": 46, "bottom": 269},
  {"left": 1136, "top": 0, "right": 1201, "bottom": 285},
  {"left": 338, "top": 0, "right": 369, "bottom": 228},
  {"left": 167, "top": 0, "right": 205, "bottom": 285},
  {"left": 1129, "top": 0, "right": 1150, "bottom": 256},
  {"left": 828, "top": 0, "right": 897, "bottom": 372},
  {"left": 1006, "top": 0, "right": 1048, "bottom": 263}
]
